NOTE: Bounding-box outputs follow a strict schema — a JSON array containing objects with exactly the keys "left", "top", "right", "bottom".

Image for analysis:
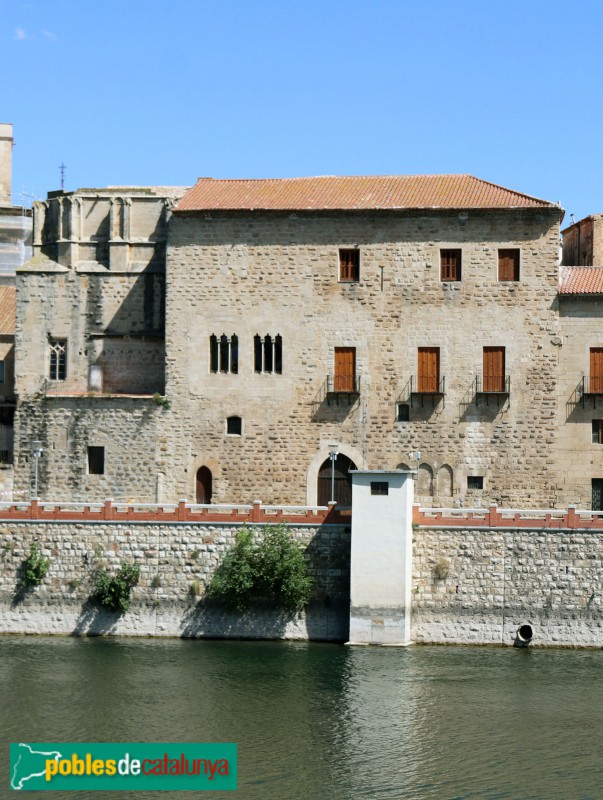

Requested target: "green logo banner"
[{"left": 10, "top": 742, "right": 237, "bottom": 791}]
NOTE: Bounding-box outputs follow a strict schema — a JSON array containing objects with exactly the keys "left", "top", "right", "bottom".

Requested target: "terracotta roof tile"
[
  {"left": 0, "top": 286, "right": 15, "bottom": 334},
  {"left": 177, "top": 174, "right": 559, "bottom": 212},
  {"left": 559, "top": 267, "right": 603, "bottom": 295}
]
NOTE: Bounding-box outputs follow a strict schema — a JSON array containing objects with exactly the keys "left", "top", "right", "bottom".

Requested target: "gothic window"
[
  {"left": 49, "top": 339, "right": 67, "bottom": 381},
  {"left": 210, "top": 334, "right": 238, "bottom": 374},
  {"left": 254, "top": 334, "right": 282, "bottom": 374}
]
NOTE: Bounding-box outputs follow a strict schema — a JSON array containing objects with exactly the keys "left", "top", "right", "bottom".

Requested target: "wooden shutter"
[
  {"left": 440, "top": 249, "right": 461, "bottom": 281},
  {"left": 498, "top": 249, "right": 519, "bottom": 281},
  {"left": 483, "top": 346, "right": 505, "bottom": 392},
  {"left": 418, "top": 347, "right": 439, "bottom": 393},
  {"left": 334, "top": 347, "right": 356, "bottom": 391},
  {"left": 591, "top": 348, "right": 603, "bottom": 393}
]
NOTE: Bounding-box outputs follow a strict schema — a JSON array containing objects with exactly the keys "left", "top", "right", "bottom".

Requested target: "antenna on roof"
[
  {"left": 59, "top": 162, "right": 66, "bottom": 191},
  {"left": 570, "top": 214, "right": 575, "bottom": 224}
]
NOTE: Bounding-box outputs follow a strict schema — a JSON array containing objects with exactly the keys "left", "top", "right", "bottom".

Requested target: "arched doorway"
[
  {"left": 317, "top": 454, "right": 357, "bottom": 506},
  {"left": 196, "top": 466, "right": 212, "bottom": 504}
]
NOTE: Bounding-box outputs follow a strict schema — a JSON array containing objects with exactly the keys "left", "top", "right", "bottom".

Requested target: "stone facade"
[{"left": 164, "top": 206, "right": 561, "bottom": 507}]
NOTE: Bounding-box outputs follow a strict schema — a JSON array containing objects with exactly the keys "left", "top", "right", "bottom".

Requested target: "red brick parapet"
[
  {"left": 0, "top": 499, "right": 351, "bottom": 525},
  {"left": 413, "top": 504, "right": 603, "bottom": 530}
]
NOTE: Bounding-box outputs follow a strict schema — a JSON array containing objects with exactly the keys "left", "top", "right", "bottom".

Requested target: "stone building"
[
  {"left": 14, "top": 185, "right": 187, "bottom": 501},
  {"left": 14, "top": 173, "right": 571, "bottom": 508}
]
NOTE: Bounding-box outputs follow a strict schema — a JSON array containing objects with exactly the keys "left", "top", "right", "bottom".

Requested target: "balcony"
[
  {"left": 325, "top": 374, "right": 361, "bottom": 405},
  {"left": 475, "top": 374, "right": 510, "bottom": 406},
  {"left": 579, "top": 376, "right": 603, "bottom": 408},
  {"left": 410, "top": 375, "right": 445, "bottom": 407}
]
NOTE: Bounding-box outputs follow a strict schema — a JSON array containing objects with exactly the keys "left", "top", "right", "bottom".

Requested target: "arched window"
[
  {"left": 210, "top": 334, "right": 238, "bottom": 374},
  {"left": 317, "top": 454, "right": 357, "bottom": 507},
  {"left": 254, "top": 334, "right": 282, "bottom": 374},
  {"left": 196, "top": 466, "right": 212, "bottom": 504}
]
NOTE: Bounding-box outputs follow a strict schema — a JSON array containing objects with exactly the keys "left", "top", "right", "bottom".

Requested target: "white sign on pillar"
[{"left": 348, "top": 470, "right": 414, "bottom": 646}]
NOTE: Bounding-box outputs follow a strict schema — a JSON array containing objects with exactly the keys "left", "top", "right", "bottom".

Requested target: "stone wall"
[
  {"left": 0, "top": 521, "right": 350, "bottom": 640},
  {"left": 412, "top": 525, "right": 603, "bottom": 647},
  {"left": 165, "top": 208, "right": 561, "bottom": 507}
]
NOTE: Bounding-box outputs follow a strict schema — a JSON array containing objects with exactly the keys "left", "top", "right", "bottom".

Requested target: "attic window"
[{"left": 339, "top": 249, "right": 359, "bottom": 282}]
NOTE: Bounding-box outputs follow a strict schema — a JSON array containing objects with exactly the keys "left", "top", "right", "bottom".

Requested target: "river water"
[{"left": 1, "top": 636, "right": 603, "bottom": 799}]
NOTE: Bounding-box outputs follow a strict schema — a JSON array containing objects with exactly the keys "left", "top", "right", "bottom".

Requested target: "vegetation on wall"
[
  {"left": 22, "top": 542, "right": 51, "bottom": 588},
  {"left": 208, "top": 525, "right": 313, "bottom": 611},
  {"left": 94, "top": 561, "right": 141, "bottom": 612}
]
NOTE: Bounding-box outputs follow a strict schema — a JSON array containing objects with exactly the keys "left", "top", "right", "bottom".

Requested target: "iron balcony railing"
[
  {"left": 581, "top": 376, "right": 603, "bottom": 396},
  {"left": 326, "top": 375, "right": 361, "bottom": 395},
  {"left": 475, "top": 375, "right": 510, "bottom": 394},
  {"left": 410, "top": 375, "right": 446, "bottom": 395}
]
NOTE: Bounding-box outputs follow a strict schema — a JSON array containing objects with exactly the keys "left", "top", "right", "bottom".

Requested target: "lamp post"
[
  {"left": 32, "top": 440, "right": 43, "bottom": 500},
  {"left": 328, "top": 442, "right": 338, "bottom": 504}
]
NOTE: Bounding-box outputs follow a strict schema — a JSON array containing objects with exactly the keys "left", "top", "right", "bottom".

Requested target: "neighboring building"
[
  {"left": 0, "top": 123, "right": 32, "bottom": 274},
  {"left": 14, "top": 185, "right": 187, "bottom": 501},
  {"left": 15, "top": 173, "right": 571, "bottom": 507},
  {"left": 558, "top": 214, "right": 603, "bottom": 508}
]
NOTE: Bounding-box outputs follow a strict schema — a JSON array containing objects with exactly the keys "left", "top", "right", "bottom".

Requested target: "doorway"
[{"left": 196, "top": 466, "right": 213, "bottom": 504}]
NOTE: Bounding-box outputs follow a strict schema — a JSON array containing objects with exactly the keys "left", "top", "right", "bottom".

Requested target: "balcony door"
[
  {"left": 334, "top": 347, "right": 356, "bottom": 392},
  {"left": 483, "top": 346, "right": 505, "bottom": 392},
  {"left": 418, "top": 347, "right": 440, "bottom": 393},
  {"left": 591, "top": 348, "right": 603, "bottom": 393}
]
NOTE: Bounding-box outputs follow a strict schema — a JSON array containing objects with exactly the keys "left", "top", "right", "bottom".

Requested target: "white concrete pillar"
[{"left": 348, "top": 470, "right": 414, "bottom": 645}]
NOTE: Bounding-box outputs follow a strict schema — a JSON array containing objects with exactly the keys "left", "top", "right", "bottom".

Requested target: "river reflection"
[{"left": 1, "top": 637, "right": 603, "bottom": 799}]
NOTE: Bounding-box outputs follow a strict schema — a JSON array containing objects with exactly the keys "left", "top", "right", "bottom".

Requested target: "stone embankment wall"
[
  {"left": 0, "top": 521, "right": 350, "bottom": 641},
  {"left": 413, "top": 524, "right": 603, "bottom": 647}
]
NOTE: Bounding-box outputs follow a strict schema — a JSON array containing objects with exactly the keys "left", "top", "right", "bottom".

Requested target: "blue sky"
[{"left": 2, "top": 0, "right": 602, "bottom": 222}]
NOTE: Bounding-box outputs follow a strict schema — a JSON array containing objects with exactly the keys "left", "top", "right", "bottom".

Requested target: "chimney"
[{"left": 0, "top": 123, "right": 13, "bottom": 205}]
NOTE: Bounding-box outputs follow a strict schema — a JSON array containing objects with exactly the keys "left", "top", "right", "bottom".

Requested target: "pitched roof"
[
  {"left": 559, "top": 266, "right": 603, "bottom": 295},
  {"left": 0, "top": 285, "right": 15, "bottom": 334},
  {"left": 177, "top": 174, "right": 559, "bottom": 212}
]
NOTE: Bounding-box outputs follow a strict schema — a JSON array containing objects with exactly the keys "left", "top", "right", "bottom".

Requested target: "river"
[{"left": 1, "top": 636, "right": 602, "bottom": 799}]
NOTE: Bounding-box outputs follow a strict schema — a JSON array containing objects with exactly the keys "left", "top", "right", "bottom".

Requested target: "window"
[
  {"left": 210, "top": 334, "right": 238, "bottom": 374},
  {"left": 87, "top": 446, "right": 104, "bottom": 475},
  {"left": 49, "top": 339, "right": 67, "bottom": 381},
  {"left": 396, "top": 403, "right": 410, "bottom": 422},
  {"left": 498, "top": 249, "right": 520, "bottom": 281},
  {"left": 440, "top": 249, "right": 462, "bottom": 282},
  {"left": 593, "top": 420, "right": 603, "bottom": 444},
  {"left": 0, "top": 361, "right": 4, "bottom": 383},
  {"left": 593, "top": 479, "right": 603, "bottom": 511},
  {"left": 483, "top": 346, "right": 506, "bottom": 392},
  {"left": 417, "top": 347, "right": 440, "bottom": 393},
  {"left": 371, "top": 481, "right": 389, "bottom": 495},
  {"left": 254, "top": 334, "right": 282, "bottom": 374},
  {"left": 339, "top": 249, "right": 359, "bottom": 282},
  {"left": 226, "top": 416, "right": 242, "bottom": 435},
  {"left": 467, "top": 476, "right": 483, "bottom": 490}
]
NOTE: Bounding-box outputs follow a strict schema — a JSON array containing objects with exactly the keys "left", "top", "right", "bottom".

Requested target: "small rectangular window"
[
  {"left": 498, "top": 249, "right": 520, "bottom": 281},
  {"left": 49, "top": 339, "right": 67, "bottom": 381},
  {"left": 440, "top": 249, "right": 462, "bottom": 282},
  {"left": 0, "top": 361, "right": 5, "bottom": 383},
  {"left": 339, "top": 249, "right": 359, "bottom": 282},
  {"left": 87, "top": 446, "right": 104, "bottom": 475},
  {"left": 226, "top": 416, "right": 242, "bottom": 435},
  {"left": 396, "top": 403, "right": 410, "bottom": 422},
  {"left": 467, "top": 476, "right": 483, "bottom": 490},
  {"left": 593, "top": 420, "right": 603, "bottom": 444},
  {"left": 371, "top": 481, "right": 389, "bottom": 495}
]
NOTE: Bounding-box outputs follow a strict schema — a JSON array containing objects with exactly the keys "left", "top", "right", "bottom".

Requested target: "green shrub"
[
  {"left": 94, "top": 561, "right": 141, "bottom": 612},
  {"left": 209, "top": 525, "right": 313, "bottom": 611},
  {"left": 22, "top": 543, "right": 51, "bottom": 588}
]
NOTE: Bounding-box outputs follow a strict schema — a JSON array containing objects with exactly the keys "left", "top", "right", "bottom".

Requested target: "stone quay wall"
[
  {"left": 413, "top": 520, "right": 603, "bottom": 648},
  {"left": 0, "top": 518, "right": 350, "bottom": 641}
]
